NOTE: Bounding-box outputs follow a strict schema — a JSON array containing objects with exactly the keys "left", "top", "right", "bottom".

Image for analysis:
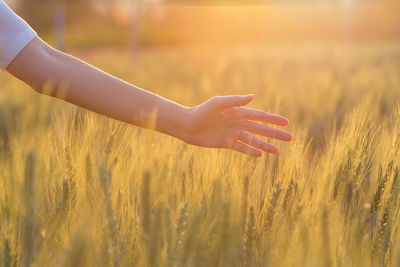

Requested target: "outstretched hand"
[
  {"left": 6, "top": 38, "right": 290, "bottom": 157},
  {"left": 183, "top": 94, "right": 292, "bottom": 157}
]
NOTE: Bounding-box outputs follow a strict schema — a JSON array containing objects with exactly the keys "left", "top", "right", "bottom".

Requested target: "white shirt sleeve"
[{"left": 0, "top": 0, "right": 37, "bottom": 71}]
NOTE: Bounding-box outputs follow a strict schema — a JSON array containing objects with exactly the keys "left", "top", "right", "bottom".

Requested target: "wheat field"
[{"left": 1, "top": 43, "right": 400, "bottom": 267}]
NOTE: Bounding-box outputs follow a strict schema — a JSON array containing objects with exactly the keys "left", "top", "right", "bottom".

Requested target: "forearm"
[{"left": 7, "top": 38, "right": 191, "bottom": 140}]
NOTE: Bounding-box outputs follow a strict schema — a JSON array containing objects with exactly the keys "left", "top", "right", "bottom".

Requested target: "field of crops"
[{"left": 1, "top": 43, "right": 400, "bottom": 266}]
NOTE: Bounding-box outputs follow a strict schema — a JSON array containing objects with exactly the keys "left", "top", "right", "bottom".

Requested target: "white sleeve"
[{"left": 0, "top": 0, "right": 37, "bottom": 71}]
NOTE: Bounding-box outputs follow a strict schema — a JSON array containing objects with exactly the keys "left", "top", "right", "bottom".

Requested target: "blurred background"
[
  {"left": 6, "top": 0, "right": 400, "bottom": 50},
  {"left": 3, "top": 0, "right": 400, "bottom": 150},
  {"left": 2, "top": 3, "right": 400, "bottom": 267}
]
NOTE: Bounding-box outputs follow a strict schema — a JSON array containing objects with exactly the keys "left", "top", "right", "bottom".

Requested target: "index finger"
[{"left": 239, "top": 107, "right": 289, "bottom": 126}]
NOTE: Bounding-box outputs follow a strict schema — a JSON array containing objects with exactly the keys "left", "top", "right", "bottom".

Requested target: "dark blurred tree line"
[{"left": 16, "top": 0, "right": 103, "bottom": 34}]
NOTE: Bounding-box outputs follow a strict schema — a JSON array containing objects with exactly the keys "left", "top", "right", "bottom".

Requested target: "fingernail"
[{"left": 270, "top": 145, "right": 278, "bottom": 153}]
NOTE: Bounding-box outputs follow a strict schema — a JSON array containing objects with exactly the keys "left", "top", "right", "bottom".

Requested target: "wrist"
[{"left": 175, "top": 106, "right": 194, "bottom": 143}]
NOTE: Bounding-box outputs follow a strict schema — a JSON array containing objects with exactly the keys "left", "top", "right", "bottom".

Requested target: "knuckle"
[
  {"left": 236, "top": 108, "right": 246, "bottom": 119},
  {"left": 212, "top": 95, "right": 222, "bottom": 102},
  {"left": 225, "top": 136, "right": 236, "bottom": 148},
  {"left": 238, "top": 120, "right": 247, "bottom": 129},
  {"left": 243, "top": 120, "right": 251, "bottom": 128}
]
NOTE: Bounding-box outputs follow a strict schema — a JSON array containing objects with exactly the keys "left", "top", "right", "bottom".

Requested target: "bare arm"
[
  {"left": 7, "top": 37, "right": 292, "bottom": 157},
  {"left": 7, "top": 37, "right": 190, "bottom": 139}
]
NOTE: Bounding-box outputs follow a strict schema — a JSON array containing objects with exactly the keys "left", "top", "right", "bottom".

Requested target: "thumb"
[{"left": 212, "top": 94, "right": 254, "bottom": 110}]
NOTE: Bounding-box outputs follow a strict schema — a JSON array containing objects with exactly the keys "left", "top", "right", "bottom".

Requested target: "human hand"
[{"left": 182, "top": 94, "right": 292, "bottom": 157}]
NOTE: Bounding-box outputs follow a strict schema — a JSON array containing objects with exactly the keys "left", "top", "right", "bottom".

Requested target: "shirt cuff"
[{"left": 0, "top": 28, "right": 37, "bottom": 71}]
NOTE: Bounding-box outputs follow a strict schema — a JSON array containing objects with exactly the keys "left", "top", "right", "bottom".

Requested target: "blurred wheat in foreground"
[{"left": 1, "top": 44, "right": 400, "bottom": 266}]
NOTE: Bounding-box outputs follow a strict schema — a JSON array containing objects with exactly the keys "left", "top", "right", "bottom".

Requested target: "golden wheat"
[{"left": 0, "top": 44, "right": 400, "bottom": 266}]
